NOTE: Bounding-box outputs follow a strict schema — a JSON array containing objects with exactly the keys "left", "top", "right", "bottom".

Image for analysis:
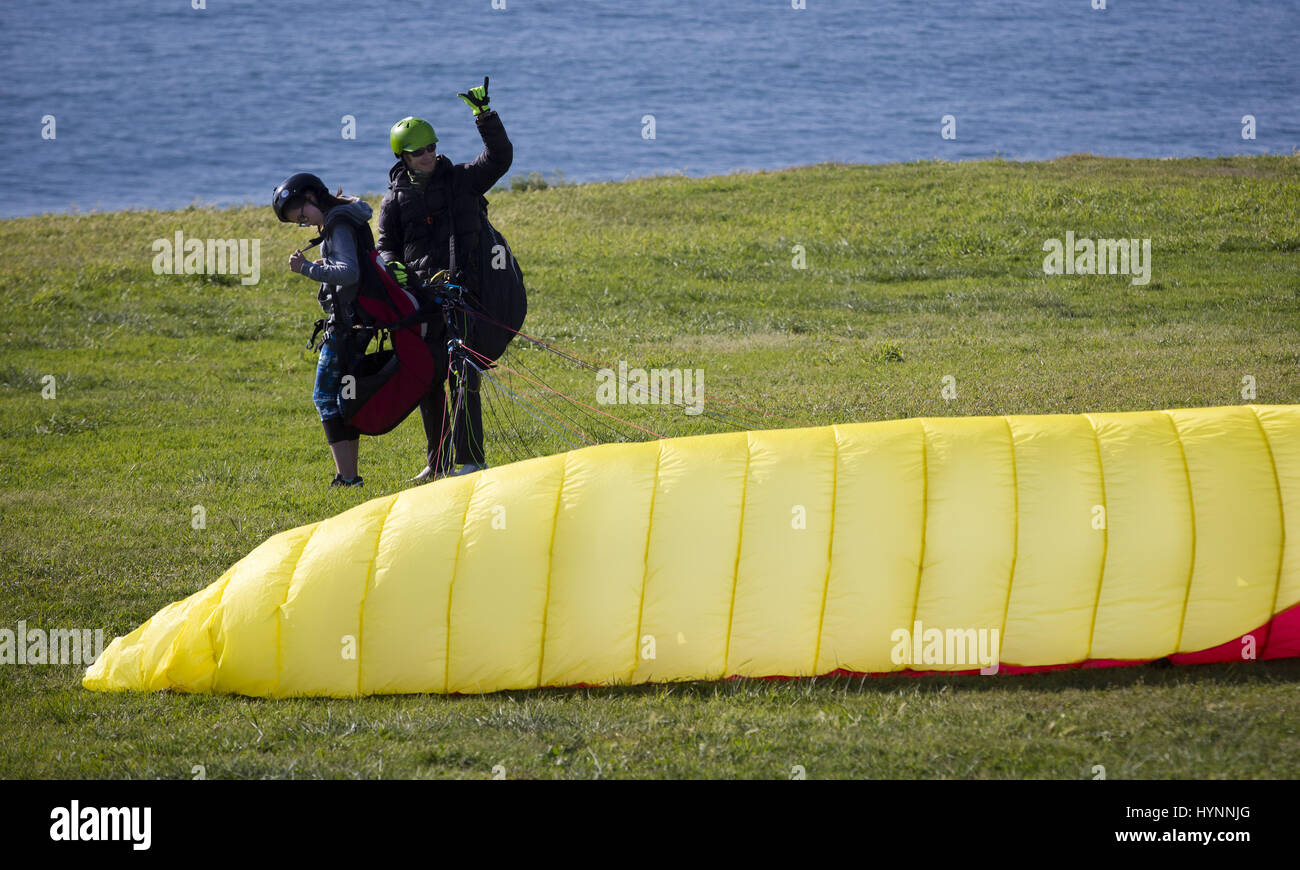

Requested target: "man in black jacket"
[{"left": 378, "top": 78, "right": 512, "bottom": 482}]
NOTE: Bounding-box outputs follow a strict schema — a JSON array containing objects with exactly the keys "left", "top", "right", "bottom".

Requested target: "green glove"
[
  {"left": 387, "top": 260, "right": 409, "bottom": 286},
  {"left": 457, "top": 77, "right": 490, "bottom": 116}
]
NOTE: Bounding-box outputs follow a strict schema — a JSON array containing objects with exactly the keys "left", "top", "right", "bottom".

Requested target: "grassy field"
[{"left": 1, "top": 155, "right": 1298, "bottom": 779}]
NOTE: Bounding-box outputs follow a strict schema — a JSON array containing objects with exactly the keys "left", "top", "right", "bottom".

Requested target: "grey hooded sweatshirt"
[{"left": 299, "top": 200, "right": 373, "bottom": 316}]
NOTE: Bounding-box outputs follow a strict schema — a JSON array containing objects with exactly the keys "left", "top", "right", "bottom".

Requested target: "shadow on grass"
[{"left": 466, "top": 658, "right": 1300, "bottom": 705}]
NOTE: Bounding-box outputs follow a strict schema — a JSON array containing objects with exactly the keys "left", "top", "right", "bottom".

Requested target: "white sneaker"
[
  {"left": 410, "top": 465, "right": 450, "bottom": 483},
  {"left": 451, "top": 463, "right": 488, "bottom": 476}
]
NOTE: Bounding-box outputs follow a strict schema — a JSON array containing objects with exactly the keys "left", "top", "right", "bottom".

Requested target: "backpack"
[
  {"left": 460, "top": 204, "right": 527, "bottom": 361},
  {"left": 429, "top": 178, "right": 525, "bottom": 362},
  {"left": 312, "top": 209, "right": 437, "bottom": 436}
]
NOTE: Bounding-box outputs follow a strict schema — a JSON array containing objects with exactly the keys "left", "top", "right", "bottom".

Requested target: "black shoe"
[{"left": 330, "top": 474, "right": 364, "bottom": 488}]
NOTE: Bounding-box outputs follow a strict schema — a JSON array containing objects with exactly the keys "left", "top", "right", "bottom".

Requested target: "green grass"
[{"left": 2, "top": 154, "right": 1299, "bottom": 778}]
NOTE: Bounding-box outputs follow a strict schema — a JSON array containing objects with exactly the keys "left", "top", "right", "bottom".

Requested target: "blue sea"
[{"left": 0, "top": 0, "right": 1295, "bottom": 218}]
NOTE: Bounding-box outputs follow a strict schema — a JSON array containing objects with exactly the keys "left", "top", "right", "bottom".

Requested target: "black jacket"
[{"left": 376, "top": 110, "right": 513, "bottom": 286}]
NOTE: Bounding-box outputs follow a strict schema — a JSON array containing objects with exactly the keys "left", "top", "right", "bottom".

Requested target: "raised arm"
[{"left": 457, "top": 78, "right": 514, "bottom": 194}]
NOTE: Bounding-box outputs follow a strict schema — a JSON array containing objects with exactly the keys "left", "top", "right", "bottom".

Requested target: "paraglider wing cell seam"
[
  {"left": 1247, "top": 405, "right": 1288, "bottom": 649},
  {"left": 357, "top": 495, "right": 401, "bottom": 696},
  {"left": 998, "top": 417, "right": 1021, "bottom": 646},
  {"left": 536, "top": 458, "right": 568, "bottom": 688},
  {"left": 275, "top": 523, "right": 323, "bottom": 697},
  {"left": 722, "top": 434, "right": 753, "bottom": 677},
  {"left": 1164, "top": 411, "right": 1198, "bottom": 654},
  {"left": 812, "top": 427, "right": 839, "bottom": 675},
  {"left": 445, "top": 476, "right": 481, "bottom": 695},
  {"left": 1082, "top": 413, "right": 1110, "bottom": 661},
  {"left": 195, "top": 572, "right": 239, "bottom": 690},
  {"left": 908, "top": 422, "right": 931, "bottom": 659},
  {"left": 630, "top": 441, "right": 663, "bottom": 683}
]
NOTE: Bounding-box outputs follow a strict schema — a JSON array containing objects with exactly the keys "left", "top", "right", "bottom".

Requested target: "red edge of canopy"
[{"left": 534, "top": 599, "right": 1300, "bottom": 691}]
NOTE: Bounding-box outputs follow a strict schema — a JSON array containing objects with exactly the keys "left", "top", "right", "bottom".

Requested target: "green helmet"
[{"left": 389, "top": 117, "right": 438, "bottom": 157}]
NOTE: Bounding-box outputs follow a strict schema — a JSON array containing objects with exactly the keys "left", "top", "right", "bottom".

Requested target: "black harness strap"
[
  {"left": 307, "top": 318, "right": 326, "bottom": 350},
  {"left": 445, "top": 179, "right": 458, "bottom": 279}
]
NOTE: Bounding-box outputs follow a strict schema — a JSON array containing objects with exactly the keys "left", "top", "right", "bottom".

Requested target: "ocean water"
[{"left": 0, "top": 0, "right": 1295, "bottom": 217}]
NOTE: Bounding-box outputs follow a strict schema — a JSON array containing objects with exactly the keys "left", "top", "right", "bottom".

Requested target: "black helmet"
[{"left": 272, "top": 172, "right": 328, "bottom": 222}]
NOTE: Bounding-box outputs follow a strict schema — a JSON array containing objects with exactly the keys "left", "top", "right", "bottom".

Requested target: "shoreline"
[{"left": 4, "top": 151, "right": 1295, "bottom": 222}]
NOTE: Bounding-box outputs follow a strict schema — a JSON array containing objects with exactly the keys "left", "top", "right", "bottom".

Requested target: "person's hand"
[
  {"left": 457, "top": 77, "right": 490, "bottom": 115},
  {"left": 288, "top": 250, "right": 306, "bottom": 273},
  {"left": 387, "top": 260, "right": 409, "bottom": 286}
]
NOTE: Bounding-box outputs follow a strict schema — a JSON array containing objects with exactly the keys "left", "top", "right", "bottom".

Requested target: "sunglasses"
[{"left": 406, "top": 144, "right": 436, "bottom": 158}]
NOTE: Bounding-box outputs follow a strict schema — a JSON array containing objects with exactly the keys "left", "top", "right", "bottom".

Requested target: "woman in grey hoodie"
[{"left": 273, "top": 172, "right": 373, "bottom": 487}]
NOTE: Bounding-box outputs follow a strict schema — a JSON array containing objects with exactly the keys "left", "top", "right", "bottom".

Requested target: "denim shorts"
[{"left": 313, "top": 337, "right": 346, "bottom": 421}]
